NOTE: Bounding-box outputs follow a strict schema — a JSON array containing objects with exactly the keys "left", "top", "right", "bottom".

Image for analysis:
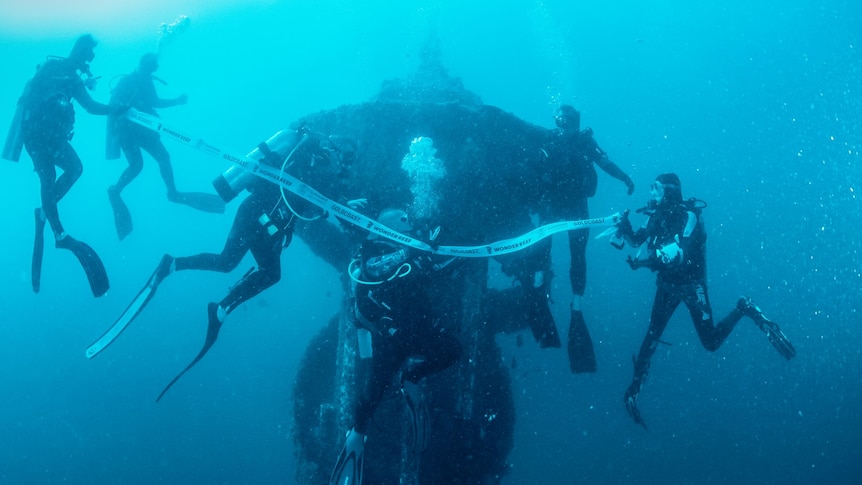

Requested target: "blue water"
[{"left": 1, "top": 1, "right": 859, "bottom": 484}]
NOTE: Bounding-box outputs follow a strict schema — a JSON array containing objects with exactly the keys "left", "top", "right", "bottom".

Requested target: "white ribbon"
[{"left": 126, "top": 109, "right": 620, "bottom": 257}]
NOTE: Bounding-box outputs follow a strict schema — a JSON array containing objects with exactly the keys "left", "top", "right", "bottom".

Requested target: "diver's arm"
[
  {"left": 153, "top": 93, "right": 187, "bottom": 109},
  {"left": 622, "top": 218, "right": 657, "bottom": 270},
  {"left": 617, "top": 211, "right": 649, "bottom": 247},
  {"left": 595, "top": 156, "right": 635, "bottom": 195},
  {"left": 590, "top": 139, "right": 635, "bottom": 194},
  {"left": 625, "top": 227, "right": 649, "bottom": 247},
  {"left": 71, "top": 83, "right": 112, "bottom": 115}
]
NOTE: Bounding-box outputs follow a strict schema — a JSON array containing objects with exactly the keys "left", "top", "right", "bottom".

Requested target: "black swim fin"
[
  {"left": 108, "top": 186, "right": 133, "bottom": 240},
  {"left": 753, "top": 315, "right": 797, "bottom": 360},
  {"left": 32, "top": 208, "right": 45, "bottom": 293},
  {"left": 171, "top": 191, "right": 226, "bottom": 214},
  {"left": 56, "top": 235, "right": 110, "bottom": 298},
  {"left": 527, "top": 288, "right": 561, "bottom": 348},
  {"left": 156, "top": 302, "right": 224, "bottom": 402},
  {"left": 739, "top": 297, "right": 797, "bottom": 360},
  {"left": 330, "top": 429, "right": 365, "bottom": 485},
  {"left": 623, "top": 375, "right": 648, "bottom": 430},
  {"left": 86, "top": 255, "right": 174, "bottom": 358},
  {"left": 568, "top": 310, "right": 597, "bottom": 373},
  {"left": 401, "top": 380, "right": 431, "bottom": 452}
]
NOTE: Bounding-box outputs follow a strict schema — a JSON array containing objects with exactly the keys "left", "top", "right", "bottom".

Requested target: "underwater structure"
[{"left": 288, "top": 40, "right": 553, "bottom": 484}]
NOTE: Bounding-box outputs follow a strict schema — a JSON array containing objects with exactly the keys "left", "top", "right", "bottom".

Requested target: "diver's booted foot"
[
  {"left": 54, "top": 232, "right": 73, "bottom": 249},
  {"left": 737, "top": 296, "right": 765, "bottom": 321},
  {"left": 738, "top": 297, "right": 797, "bottom": 360},
  {"left": 207, "top": 302, "right": 225, "bottom": 332},
  {"left": 152, "top": 254, "right": 175, "bottom": 288}
]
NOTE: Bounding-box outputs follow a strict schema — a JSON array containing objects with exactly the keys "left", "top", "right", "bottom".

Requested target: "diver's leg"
[
  {"left": 109, "top": 139, "right": 143, "bottom": 239},
  {"left": 624, "top": 284, "right": 680, "bottom": 427},
  {"left": 567, "top": 226, "right": 595, "bottom": 372},
  {"left": 139, "top": 134, "right": 178, "bottom": 196},
  {"left": 218, "top": 235, "right": 282, "bottom": 314},
  {"left": 354, "top": 337, "right": 404, "bottom": 434},
  {"left": 174, "top": 234, "right": 246, "bottom": 273},
  {"left": 51, "top": 142, "right": 82, "bottom": 203},
  {"left": 403, "top": 328, "right": 461, "bottom": 383},
  {"left": 683, "top": 282, "right": 743, "bottom": 352},
  {"left": 631, "top": 286, "right": 678, "bottom": 385},
  {"left": 146, "top": 132, "right": 224, "bottom": 213},
  {"left": 29, "top": 146, "right": 65, "bottom": 236},
  {"left": 173, "top": 203, "right": 252, "bottom": 273},
  {"left": 567, "top": 227, "right": 589, "bottom": 299},
  {"left": 567, "top": 197, "right": 590, "bottom": 302},
  {"left": 115, "top": 140, "right": 145, "bottom": 192}
]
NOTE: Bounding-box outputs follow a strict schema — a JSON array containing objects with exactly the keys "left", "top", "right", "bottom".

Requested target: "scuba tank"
[
  {"left": 211, "top": 128, "right": 301, "bottom": 203},
  {"left": 2, "top": 96, "right": 25, "bottom": 162},
  {"left": 2, "top": 78, "right": 32, "bottom": 162}
]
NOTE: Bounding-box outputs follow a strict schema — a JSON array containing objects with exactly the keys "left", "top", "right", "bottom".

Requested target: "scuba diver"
[
  {"left": 106, "top": 52, "right": 224, "bottom": 240},
  {"left": 13, "top": 34, "right": 116, "bottom": 297},
  {"left": 330, "top": 208, "right": 462, "bottom": 485},
  {"left": 86, "top": 125, "right": 359, "bottom": 399},
  {"left": 612, "top": 172, "right": 796, "bottom": 428},
  {"left": 514, "top": 104, "right": 635, "bottom": 373}
]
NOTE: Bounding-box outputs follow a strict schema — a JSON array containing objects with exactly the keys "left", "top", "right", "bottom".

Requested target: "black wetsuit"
[
  {"left": 174, "top": 179, "right": 293, "bottom": 314},
  {"left": 109, "top": 70, "right": 180, "bottom": 195},
  {"left": 351, "top": 238, "right": 462, "bottom": 435},
  {"left": 534, "top": 127, "right": 631, "bottom": 298},
  {"left": 22, "top": 57, "right": 111, "bottom": 237},
  {"left": 624, "top": 201, "right": 745, "bottom": 405},
  {"left": 514, "top": 127, "right": 633, "bottom": 371}
]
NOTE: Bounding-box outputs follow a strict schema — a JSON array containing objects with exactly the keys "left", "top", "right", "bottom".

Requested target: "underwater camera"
[{"left": 211, "top": 128, "right": 303, "bottom": 203}]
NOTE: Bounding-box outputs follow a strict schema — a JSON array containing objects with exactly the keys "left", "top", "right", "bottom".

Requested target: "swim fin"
[
  {"left": 56, "top": 235, "right": 110, "bottom": 298},
  {"left": 527, "top": 288, "right": 561, "bottom": 348},
  {"left": 753, "top": 314, "right": 796, "bottom": 360},
  {"left": 401, "top": 380, "right": 431, "bottom": 452},
  {"left": 568, "top": 310, "right": 597, "bottom": 373},
  {"left": 86, "top": 255, "right": 174, "bottom": 358},
  {"left": 32, "top": 208, "right": 45, "bottom": 293},
  {"left": 624, "top": 384, "right": 648, "bottom": 430},
  {"left": 330, "top": 429, "right": 365, "bottom": 485},
  {"left": 739, "top": 297, "right": 797, "bottom": 360},
  {"left": 171, "top": 191, "right": 226, "bottom": 214},
  {"left": 108, "top": 185, "right": 133, "bottom": 240},
  {"left": 156, "top": 302, "right": 224, "bottom": 402}
]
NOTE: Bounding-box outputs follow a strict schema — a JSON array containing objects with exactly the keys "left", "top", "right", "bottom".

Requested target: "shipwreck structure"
[{"left": 289, "top": 41, "right": 552, "bottom": 484}]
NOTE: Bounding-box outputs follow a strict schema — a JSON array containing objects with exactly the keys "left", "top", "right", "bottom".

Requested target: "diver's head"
[
  {"left": 650, "top": 173, "right": 683, "bottom": 206},
  {"left": 555, "top": 105, "right": 580, "bottom": 132},
  {"left": 325, "top": 135, "right": 357, "bottom": 173},
  {"left": 138, "top": 52, "right": 159, "bottom": 74},
  {"left": 377, "top": 208, "right": 413, "bottom": 234},
  {"left": 69, "top": 34, "right": 97, "bottom": 68}
]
